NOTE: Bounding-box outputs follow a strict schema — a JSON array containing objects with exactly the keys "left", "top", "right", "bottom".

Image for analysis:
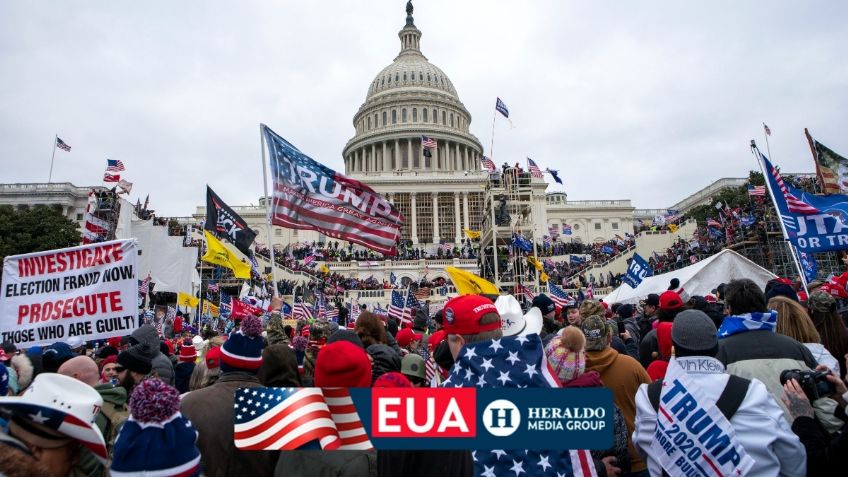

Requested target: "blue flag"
[
  {"left": 601, "top": 245, "right": 614, "bottom": 255},
  {"left": 569, "top": 255, "right": 585, "bottom": 265},
  {"left": 760, "top": 150, "right": 848, "bottom": 253},
  {"left": 546, "top": 169, "right": 563, "bottom": 184},
  {"left": 512, "top": 233, "right": 533, "bottom": 252},
  {"left": 798, "top": 250, "right": 818, "bottom": 284},
  {"left": 623, "top": 253, "right": 653, "bottom": 288},
  {"left": 495, "top": 97, "right": 509, "bottom": 118}
]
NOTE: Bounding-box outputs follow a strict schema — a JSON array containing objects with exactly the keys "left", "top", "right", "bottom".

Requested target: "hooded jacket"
[
  {"left": 585, "top": 346, "right": 651, "bottom": 473},
  {"left": 367, "top": 344, "right": 401, "bottom": 384},
  {"left": 131, "top": 325, "right": 175, "bottom": 385},
  {"left": 257, "top": 344, "right": 302, "bottom": 388},
  {"left": 633, "top": 356, "right": 806, "bottom": 477}
]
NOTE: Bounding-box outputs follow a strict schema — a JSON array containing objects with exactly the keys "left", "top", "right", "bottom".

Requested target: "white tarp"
[
  {"left": 604, "top": 249, "right": 777, "bottom": 305},
  {"left": 117, "top": 218, "right": 199, "bottom": 294}
]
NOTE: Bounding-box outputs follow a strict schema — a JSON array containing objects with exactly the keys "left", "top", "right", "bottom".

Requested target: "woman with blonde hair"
[{"left": 770, "top": 295, "right": 840, "bottom": 375}]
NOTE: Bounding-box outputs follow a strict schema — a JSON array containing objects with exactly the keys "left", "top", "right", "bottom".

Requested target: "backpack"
[
  {"left": 647, "top": 375, "right": 750, "bottom": 477},
  {"left": 97, "top": 400, "right": 130, "bottom": 449}
]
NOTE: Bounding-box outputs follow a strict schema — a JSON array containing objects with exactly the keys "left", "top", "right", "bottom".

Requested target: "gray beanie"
[{"left": 671, "top": 310, "right": 718, "bottom": 356}]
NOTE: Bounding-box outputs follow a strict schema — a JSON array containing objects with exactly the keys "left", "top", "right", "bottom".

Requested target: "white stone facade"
[{"left": 0, "top": 182, "right": 103, "bottom": 228}]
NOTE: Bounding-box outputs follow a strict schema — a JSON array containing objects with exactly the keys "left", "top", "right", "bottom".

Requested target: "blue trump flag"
[
  {"left": 512, "top": 233, "right": 533, "bottom": 252},
  {"left": 798, "top": 250, "right": 818, "bottom": 284},
  {"left": 623, "top": 253, "right": 653, "bottom": 288},
  {"left": 760, "top": 150, "right": 848, "bottom": 253},
  {"left": 495, "top": 97, "right": 509, "bottom": 118}
]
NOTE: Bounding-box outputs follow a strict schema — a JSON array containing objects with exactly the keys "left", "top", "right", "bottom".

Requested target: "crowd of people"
[{"left": 2, "top": 272, "right": 847, "bottom": 476}]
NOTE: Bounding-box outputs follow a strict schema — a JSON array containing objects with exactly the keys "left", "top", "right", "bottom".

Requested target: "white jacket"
[
  {"left": 633, "top": 356, "right": 806, "bottom": 477},
  {"left": 804, "top": 342, "right": 840, "bottom": 376}
]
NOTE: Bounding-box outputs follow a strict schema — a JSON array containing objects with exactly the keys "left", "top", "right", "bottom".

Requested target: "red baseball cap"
[
  {"left": 659, "top": 290, "right": 684, "bottom": 311},
  {"left": 442, "top": 295, "right": 500, "bottom": 335},
  {"left": 396, "top": 328, "right": 423, "bottom": 348}
]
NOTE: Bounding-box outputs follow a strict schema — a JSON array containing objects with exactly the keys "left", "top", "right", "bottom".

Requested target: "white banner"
[
  {"left": 651, "top": 359, "right": 755, "bottom": 477},
  {"left": 1, "top": 239, "right": 139, "bottom": 347}
]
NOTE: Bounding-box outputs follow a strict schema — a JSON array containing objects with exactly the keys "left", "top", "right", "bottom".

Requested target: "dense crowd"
[{"left": 3, "top": 273, "right": 848, "bottom": 476}]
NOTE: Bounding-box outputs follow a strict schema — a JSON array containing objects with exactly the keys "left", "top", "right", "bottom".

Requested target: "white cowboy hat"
[
  {"left": 496, "top": 295, "right": 544, "bottom": 337},
  {"left": 0, "top": 373, "right": 108, "bottom": 464}
]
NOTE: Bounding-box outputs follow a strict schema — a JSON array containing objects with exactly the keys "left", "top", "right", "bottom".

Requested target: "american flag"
[
  {"left": 207, "top": 282, "right": 220, "bottom": 293},
  {"left": 220, "top": 292, "right": 233, "bottom": 317},
  {"left": 425, "top": 356, "right": 438, "bottom": 386},
  {"left": 495, "top": 97, "right": 509, "bottom": 118},
  {"left": 264, "top": 125, "right": 403, "bottom": 256},
  {"left": 762, "top": 153, "right": 819, "bottom": 214},
  {"left": 706, "top": 218, "right": 723, "bottom": 228},
  {"left": 562, "top": 224, "right": 572, "bottom": 235},
  {"left": 543, "top": 235, "right": 552, "bottom": 247},
  {"left": 515, "top": 284, "right": 535, "bottom": 301},
  {"left": 747, "top": 185, "right": 766, "bottom": 197},
  {"left": 349, "top": 295, "right": 361, "bottom": 325},
  {"left": 548, "top": 282, "right": 576, "bottom": 308},
  {"left": 56, "top": 137, "right": 71, "bottom": 151},
  {"left": 763, "top": 123, "right": 772, "bottom": 136},
  {"left": 421, "top": 135, "right": 437, "bottom": 149},
  {"left": 481, "top": 156, "right": 496, "bottom": 172},
  {"left": 293, "top": 296, "right": 313, "bottom": 320},
  {"left": 585, "top": 283, "right": 594, "bottom": 300},
  {"left": 388, "top": 290, "right": 412, "bottom": 325},
  {"left": 414, "top": 287, "right": 431, "bottom": 300},
  {"left": 106, "top": 159, "right": 125, "bottom": 172},
  {"left": 527, "top": 158, "right": 543, "bottom": 179},
  {"left": 443, "top": 335, "right": 597, "bottom": 477},
  {"left": 406, "top": 292, "right": 422, "bottom": 311},
  {"left": 138, "top": 274, "right": 151, "bottom": 296},
  {"left": 317, "top": 300, "right": 326, "bottom": 320},
  {"left": 103, "top": 173, "right": 120, "bottom": 183},
  {"left": 325, "top": 307, "right": 339, "bottom": 323},
  {"left": 234, "top": 387, "right": 372, "bottom": 451},
  {"left": 440, "top": 242, "right": 453, "bottom": 252}
]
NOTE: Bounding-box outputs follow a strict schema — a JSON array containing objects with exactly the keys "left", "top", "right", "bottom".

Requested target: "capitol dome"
[{"left": 342, "top": 1, "right": 483, "bottom": 176}]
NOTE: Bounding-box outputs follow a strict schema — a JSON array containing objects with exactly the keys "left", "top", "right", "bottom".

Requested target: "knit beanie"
[
  {"left": 374, "top": 372, "right": 412, "bottom": 388},
  {"left": 118, "top": 345, "right": 153, "bottom": 375},
  {"left": 671, "top": 309, "right": 719, "bottom": 357},
  {"left": 220, "top": 315, "right": 265, "bottom": 374},
  {"left": 178, "top": 342, "right": 197, "bottom": 363},
  {"left": 545, "top": 327, "right": 586, "bottom": 382},
  {"left": 205, "top": 346, "right": 222, "bottom": 369},
  {"left": 314, "top": 341, "right": 372, "bottom": 388},
  {"left": 111, "top": 379, "right": 201, "bottom": 476}
]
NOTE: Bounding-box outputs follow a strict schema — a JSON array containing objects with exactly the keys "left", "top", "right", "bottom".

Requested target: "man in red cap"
[
  {"left": 639, "top": 290, "right": 686, "bottom": 367},
  {"left": 395, "top": 328, "right": 423, "bottom": 357},
  {"left": 441, "top": 295, "right": 502, "bottom": 360}
]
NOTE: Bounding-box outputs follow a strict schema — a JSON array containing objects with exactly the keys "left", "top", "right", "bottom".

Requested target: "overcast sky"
[{"left": 2, "top": 0, "right": 846, "bottom": 216}]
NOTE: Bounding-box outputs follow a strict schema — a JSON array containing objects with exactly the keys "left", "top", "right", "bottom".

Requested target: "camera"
[{"left": 779, "top": 369, "right": 836, "bottom": 401}]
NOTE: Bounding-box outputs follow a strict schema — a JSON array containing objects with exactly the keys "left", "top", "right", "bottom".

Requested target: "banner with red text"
[{"left": 1, "top": 239, "right": 139, "bottom": 347}]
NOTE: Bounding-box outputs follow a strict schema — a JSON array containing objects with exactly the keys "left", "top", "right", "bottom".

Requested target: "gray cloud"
[{"left": 1, "top": 0, "right": 846, "bottom": 216}]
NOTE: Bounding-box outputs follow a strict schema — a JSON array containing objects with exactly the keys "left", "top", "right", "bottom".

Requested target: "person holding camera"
[{"left": 782, "top": 359, "right": 848, "bottom": 475}]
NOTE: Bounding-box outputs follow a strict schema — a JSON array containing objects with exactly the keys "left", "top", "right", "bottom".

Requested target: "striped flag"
[
  {"left": 763, "top": 123, "right": 771, "bottom": 136},
  {"left": 233, "top": 387, "right": 372, "bottom": 451},
  {"left": 388, "top": 290, "right": 412, "bottom": 325},
  {"left": 747, "top": 185, "right": 766, "bottom": 196},
  {"left": 138, "top": 274, "right": 151, "bottom": 296},
  {"left": 707, "top": 218, "right": 723, "bottom": 228},
  {"left": 548, "top": 282, "right": 576, "bottom": 307},
  {"left": 81, "top": 213, "right": 111, "bottom": 244},
  {"left": 263, "top": 125, "right": 403, "bottom": 256},
  {"left": 527, "top": 158, "right": 543, "bottom": 179},
  {"left": 585, "top": 283, "right": 594, "bottom": 300},
  {"left": 515, "top": 284, "right": 535, "bottom": 301},
  {"left": 421, "top": 135, "right": 437, "bottom": 149},
  {"left": 414, "top": 287, "right": 431, "bottom": 300},
  {"left": 762, "top": 153, "right": 819, "bottom": 214},
  {"left": 349, "top": 295, "right": 361, "bottom": 325},
  {"left": 325, "top": 307, "right": 339, "bottom": 323},
  {"left": 103, "top": 173, "right": 120, "bottom": 183},
  {"left": 294, "top": 297, "right": 313, "bottom": 320},
  {"left": 56, "top": 137, "right": 71, "bottom": 151},
  {"left": 425, "top": 356, "right": 438, "bottom": 387},
  {"left": 106, "top": 159, "right": 125, "bottom": 172},
  {"left": 543, "top": 235, "right": 552, "bottom": 247},
  {"left": 481, "top": 156, "right": 496, "bottom": 172}
]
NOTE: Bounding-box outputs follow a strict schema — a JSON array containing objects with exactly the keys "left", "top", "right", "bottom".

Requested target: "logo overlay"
[{"left": 234, "top": 387, "right": 613, "bottom": 450}]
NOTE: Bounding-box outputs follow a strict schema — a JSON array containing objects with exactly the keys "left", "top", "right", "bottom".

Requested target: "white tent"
[{"left": 604, "top": 249, "right": 777, "bottom": 305}]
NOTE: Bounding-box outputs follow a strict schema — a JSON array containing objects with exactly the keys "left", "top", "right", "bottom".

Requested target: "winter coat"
[
  {"left": 633, "top": 356, "right": 806, "bottom": 477},
  {"left": 75, "top": 383, "right": 128, "bottom": 476},
  {"left": 716, "top": 330, "right": 818, "bottom": 421},
  {"left": 130, "top": 325, "right": 175, "bottom": 385},
  {"left": 804, "top": 342, "right": 840, "bottom": 376},
  {"left": 257, "top": 344, "right": 301, "bottom": 388},
  {"left": 174, "top": 362, "right": 195, "bottom": 394},
  {"left": 791, "top": 402, "right": 848, "bottom": 475},
  {"left": 585, "top": 347, "right": 651, "bottom": 473},
  {"left": 181, "top": 372, "right": 278, "bottom": 477},
  {"left": 367, "top": 344, "right": 401, "bottom": 384},
  {"left": 0, "top": 432, "right": 52, "bottom": 477}
]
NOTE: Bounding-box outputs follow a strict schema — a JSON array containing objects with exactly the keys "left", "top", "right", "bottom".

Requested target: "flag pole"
[
  {"left": 762, "top": 123, "right": 774, "bottom": 163},
  {"left": 259, "top": 124, "right": 279, "bottom": 297},
  {"left": 198, "top": 232, "right": 206, "bottom": 329},
  {"left": 489, "top": 107, "right": 497, "bottom": 162},
  {"left": 750, "top": 141, "right": 809, "bottom": 295},
  {"left": 48, "top": 134, "right": 57, "bottom": 183}
]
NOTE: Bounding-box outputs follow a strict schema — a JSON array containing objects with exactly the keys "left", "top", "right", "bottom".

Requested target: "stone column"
[
  {"left": 432, "top": 193, "right": 440, "bottom": 244},
  {"left": 433, "top": 140, "right": 439, "bottom": 171},
  {"left": 382, "top": 141, "right": 388, "bottom": 171},
  {"left": 371, "top": 144, "right": 376, "bottom": 172},
  {"left": 455, "top": 143, "right": 461, "bottom": 171},
  {"left": 463, "top": 192, "right": 470, "bottom": 231},
  {"left": 394, "top": 139, "right": 400, "bottom": 171},
  {"left": 410, "top": 193, "right": 419, "bottom": 244},
  {"left": 353, "top": 150, "right": 358, "bottom": 172},
  {"left": 454, "top": 191, "right": 461, "bottom": 243},
  {"left": 407, "top": 138, "right": 412, "bottom": 170},
  {"left": 463, "top": 146, "right": 469, "bottom": 172}
]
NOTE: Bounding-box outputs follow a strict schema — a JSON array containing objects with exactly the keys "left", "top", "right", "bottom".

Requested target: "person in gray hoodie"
[{"left": 129, "top": 324, "right": 175, "bottom": 385}]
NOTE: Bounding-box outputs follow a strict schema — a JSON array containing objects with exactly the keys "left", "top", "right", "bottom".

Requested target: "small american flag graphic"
[
  {"left": 481, "top": 156, "right": 496, "bottom": 172},
  {"left": 56, "top": 137, "right": 71, "bottom": 151},
  {"left": 234, "top": 387, "right": 372, "bottom": 451},
  {"left": 527, "top": 158, "right": 543, "bottom": 179}
]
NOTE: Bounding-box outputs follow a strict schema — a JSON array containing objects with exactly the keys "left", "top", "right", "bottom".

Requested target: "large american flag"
[
  {"left": 106, "top": 159, "right": 125, "bottom": 172},
  {"left": 293, "top": 296, "right": 313, "bottom": 320},
  {"left": 421, "top": 135, "right": 437, "bottom": 149},
  {"left": 387, "top": 289, "right": 412, "bottom": 325},
  {"left": 442, "top": 335, "right": 597, "bottom": 477},
  {"left": 481, "top": 156, "right": 496, "bottom": 172},
  {"left": 527, "top": 158, "right": 544, "bottom": 179},
  {"left": 56, "top": 137, "right": 71, "bottom": 151},
  {"left": 414, "top": 287, "right": 431, "bottom": 300},
  {"left": 263, "top": 125, "right": 403, "bottom": 255},
  {"left": 548, "top": 282, "right": 576, "bottom": 308},
  {"left": 234, "top": 387, "right": 372, "bottom": 451},
  {"left": 515, "top": 284, "right": 535, "bottom": 301},
  {"left": 761, "top": 152, "right": 819, "bottom": 214}
]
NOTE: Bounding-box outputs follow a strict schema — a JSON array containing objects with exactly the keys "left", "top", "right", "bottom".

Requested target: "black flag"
[{"left": 205, "top": 186, "right": 257, "bottom": 256}]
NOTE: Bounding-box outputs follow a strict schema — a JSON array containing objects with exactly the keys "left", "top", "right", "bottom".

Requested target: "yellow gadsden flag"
[
  {"left": 464, "top": 229, "right": 481, "bottom": 240},
  {"left": 202, "top": 230, "right": 251, "bottom": 279},
  {"left": 527, "top": 256, "right": 543, "bottom": 272},
  {"left": 177, "top": 292, "right": 199, "bottom": 309},
  {"left": 202, "top": 301, "right": 220, "bottom": 317},
  {"left": 668, "top": 223, "right": 679, "bottom": 234},
  {"left": 445, "top": 266, "right": 499, "bottom": 296},
  {"left": 319, "top": 264, "right": 330, "bottom": 274}
]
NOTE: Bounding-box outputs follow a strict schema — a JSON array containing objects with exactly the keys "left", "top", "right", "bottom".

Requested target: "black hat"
[
  {"left": 617, "top": 304, "right": 635, "bottom": 319},
  {"left": 645, "top": 294, "right": 660, "bottom": 307},
  {"left": 117, "top": 346, "right": 153, "bottom": 375},
  {"left": 531, "top": 294, "right": 556, "bottom": 315}
]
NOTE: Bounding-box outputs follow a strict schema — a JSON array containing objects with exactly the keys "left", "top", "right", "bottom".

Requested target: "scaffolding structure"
[
  {"left": 479, "top": 168, "right": 540, "bottom": 296},
  {"left": 89, "top": 189, "right": 122, "bottom": 242}
]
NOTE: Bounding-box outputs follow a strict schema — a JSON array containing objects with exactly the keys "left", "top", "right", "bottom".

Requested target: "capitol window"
[
  {"left": 612, "top": 222, "right": 619, "bottom": 230},
  {"left": 392, "top": 110, "right": 397, "bottom": 124},
  {"left": 395, "top": 73, "right": 399, "bottom": 82},
  {"left": 574, "top": 224, "right": 581, "bottom": 230},
  {"left": 442, "top": 111, "right": 446, "bottom": 125},
  {"left": 594, "top": 223, "right": 602, "bottom": 230},
  {"left": 450, "top": 114, "right": 454, "bottom": 127},
  {"left": 423, "top": 108, "right": 428, "bottom": 122},
  {"left": 383, "top": 111, "right": 387, "bottom": 126},
  {"left": 432, "top": 109, "right": 437, "bottom": 123},
  {"left": 413, "top": 108, "right": 417, "bottom": 122},
  {"left": 402, "top": 108, "right": 407, "bottom": 122},
  {"left": 367, "top": 117, "right": 371, "bottom": 130},
  {"left": 403, "top": 72, "right": 407, "bottom": 81},
  {"left": 419, "top": 72, "right": 423, "bottom": 81}
]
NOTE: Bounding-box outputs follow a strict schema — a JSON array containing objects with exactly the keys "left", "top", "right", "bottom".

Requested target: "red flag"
[{"left": 231, "top": 300, "right": 266, "bottom": 319}]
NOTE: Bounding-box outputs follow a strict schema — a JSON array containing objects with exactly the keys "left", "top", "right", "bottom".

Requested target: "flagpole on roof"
[
  {"left": 47, "top": 134, "right": 57, "bottom": 183},
  {"left": 259, "top": 124, "right": 280, "bottom": 297},
  {"left": 489, "top": 107, "right": 497, "bottom": 162},
  {"left": 750, "top": 141, "right": 809, "bottom": 295}
]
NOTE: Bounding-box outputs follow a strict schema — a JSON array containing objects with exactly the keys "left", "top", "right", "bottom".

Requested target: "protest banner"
[{"left": 1, "top": 239, "right": 139, "bottom": 347}]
